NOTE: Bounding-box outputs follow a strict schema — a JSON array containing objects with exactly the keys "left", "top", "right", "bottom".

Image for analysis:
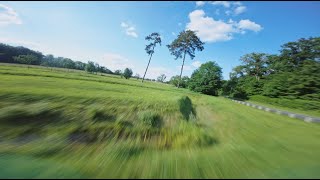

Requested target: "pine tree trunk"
[
  {"left": 142, "top": 45, "right": 155, "bottom": 83},
  {"left": 177, "top": 51, "right": 186, "bottom": 88}
]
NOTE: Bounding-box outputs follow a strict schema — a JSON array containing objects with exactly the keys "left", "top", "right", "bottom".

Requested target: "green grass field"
[
  {"left": 247, "top": 95, "right": 320, "bottom": 118},
  {"left": 0, "top": 63, "right": 320, "bottom": 178}
]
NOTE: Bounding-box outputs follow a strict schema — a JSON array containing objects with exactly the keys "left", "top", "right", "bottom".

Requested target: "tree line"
[
  {"left": 1, "top": 34, "right": 319, "bottom": 101},
  {"left": 222, "top": 37, "right": 320, "bottom": 101},
  {"left": 0, "top": 43, "right": 113, "bottom": 74},
  {"left": 166, "top": 36, "right": 319, "bottom": 101}
]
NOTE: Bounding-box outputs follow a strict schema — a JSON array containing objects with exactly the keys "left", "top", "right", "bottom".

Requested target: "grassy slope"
[
  {"left": 247, "top": 95, "right": 320, "bottom": 118},
  {"left": 0, "top": 63, "right": 320, "bottom": 178}
]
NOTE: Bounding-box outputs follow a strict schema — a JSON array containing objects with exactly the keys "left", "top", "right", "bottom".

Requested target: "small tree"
[
  {"left": 123, "top": 68, "right": 133, "bottom": 79},
  {"left": 188, "top": 61, "right": 223, "bottom": 96},
  {"left": 114, "top": 70, "right": 122, "bottom": 75},
  {"left": 169, "top": 75, "right": 189, "bottom": 88},
  {"left": 240, "top": 53, "right": 268, "bottom": 81},
  {"left": 13, "top": 54, "right": 38, "bottom": 68},
  {"left": 142, "top": 32, "right": 162, "bottom": 83},
  {"left": 167, "top": 30, "right": 204, "bottom": 88},
  {"left": 157, "top": 74, "right": 166, "bottom": 82},
  {"left": 85, "top": 61, "right": 96, "bottom": 74},
  {"left": 135, "top": 73, "right": 140, "bottom": 80}
]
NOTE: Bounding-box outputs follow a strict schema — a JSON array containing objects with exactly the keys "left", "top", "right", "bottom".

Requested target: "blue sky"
[{"left": 1, "top": 1, "right": 319, "bottom": 80}]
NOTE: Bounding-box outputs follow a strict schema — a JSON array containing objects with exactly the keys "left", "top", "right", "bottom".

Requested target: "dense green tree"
[
  {"left": 169, "top": 75, "right": 189, "bottom": 88},
  {"left": 188, "top": 61, "right": 222, "bottom": 96},
  {"left": 223, "top": 36, "right": 320, "bottom": 101},
  {"left": 167, "top": 30, "right": 204, "bottom": 88},
  {"left": 142, "top": 32, "right": 162, "bottom": 83},
  {"left": 0, "top": 43, "right": 113, "bottom": 74},
  {"left": 114, "top": 70, "right": 122, "bottom": 75},
  {"left": 240, "top": 53, "right": 268, "bottom": 81},
  {"left": 85, "top": 61, "right": 96, "bottom": 73},
  {"left": 13, "top": 54, "right": 39, "bottom": 68},
  {"left": 280, "top": 37, "right": 320, "bottom": 69},
  {"left": 123, "top": 68, "right": 133, "bottom": 79},
  {"left": 0, "top": 43, "right": 43, "bottom": 64}
]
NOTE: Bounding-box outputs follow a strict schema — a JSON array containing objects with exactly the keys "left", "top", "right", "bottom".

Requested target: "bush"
[
  {"left": 123, "top": 68, "right": 133, "bottom": 79},
  {"left": 188, "top": 61, "right": 222, "bottom": 96},
  {"left": 138, "top": 111, "right": 162, "bottom": 128}
]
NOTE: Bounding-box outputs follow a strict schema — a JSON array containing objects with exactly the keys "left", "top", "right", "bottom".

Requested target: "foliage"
[
  {"left": 167, "top": 30, "right": 204, "bottom": 88},
  {"left": 85, "top": 61, "right": 96, "bottom": 73},
  {"left": 123, "top": 68, "right": 133, "bottom": 79},
  {"left": 0, "top": 43, "right": 43, "bottom": 64},
  {"left": 224, "top": 37, "right": 320, "bottom": 101},
  {"left": 0, "top": 43, "right": 113, "bottom": 74},
  {"left": 114, "top": 70, "right": 122, "bottom": 75},
  {"left": 13, "top": 54, "right": 39, "bottom": 67},
  {"left": 169, "top": 75, "right": 189, "bottom": 88},
  {"left": 138, "top": 111, "right": 161, "bottom": 128},
  {"left": 157, "top": 74, "right": 166, "bottom": 82},
  {"left": 240, "top": 53, "right": 268, "bottom": 81},
  {"left": 142, "top": 32, "right": 162, "bottom": 82},
  {"left": 188, "top": 61, "right": 222, "bottom": 96}
]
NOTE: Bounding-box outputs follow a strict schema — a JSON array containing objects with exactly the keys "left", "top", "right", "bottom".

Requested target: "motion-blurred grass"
[{"left": 0, "top": 63, "right": 320, "bottom": 178}]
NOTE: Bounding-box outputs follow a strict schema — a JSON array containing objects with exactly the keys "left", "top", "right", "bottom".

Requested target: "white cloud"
[
  {"left": 120, "top": 22, "right": 128, "bottom": 28},
  {"left": 196, "top": 1, "right": 205, "bottom": 7},
  {"left": 234, "top": 6, "right": 246, "bottom": 15},
  {"left": 186, "top": 10, "right": 236, "bottom": 42},
  {"left": 120, "top": 21, "right": 138, "bottom": 38},
  {"left": 101, "top": 53, "right": 135, "bottom": 71},
  {"left": 186, "top": 10, "right": 262, "bottom": 43},
  {"left": 0, "top": 4, "right": 22, "bottom": 26},
  {"left": 211, "top": 1, "right": 231, "bottom": 8},
  {"left": 191, "top": 61, "right": 202, "bottom": 68},
  {"left": 237, "top": 19, "right": 262, "bottom": 32},
  {"left": 210, "top": 1, "right": 247, "bottom": 16}
]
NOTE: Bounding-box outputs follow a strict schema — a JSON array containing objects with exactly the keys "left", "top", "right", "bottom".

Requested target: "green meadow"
[{"left": 0, "top": 63, "right": 320, "bottom": 178}]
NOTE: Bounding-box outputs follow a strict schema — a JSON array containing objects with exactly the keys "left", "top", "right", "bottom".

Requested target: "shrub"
[{"left": 138, "top": 111, "right": 162, "bottom": 128}]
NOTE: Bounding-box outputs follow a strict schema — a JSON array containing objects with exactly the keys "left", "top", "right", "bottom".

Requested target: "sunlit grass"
[{"left": 0, "top": 63, "right": 319, "bottom": 178}]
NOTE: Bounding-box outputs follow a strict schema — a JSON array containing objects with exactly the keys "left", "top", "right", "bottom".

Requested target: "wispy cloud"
[
  {"left": 196, "top": 1, "right": 205, "bottom": 7},
  {"left": 101, "top": 53, "right": 135, "bottom": 71},
  {"left": 237, "top": 19, "right": 262, "bottom": 32},
  {"left": 192, "top": 61, "right": 202, "bottom": 68},
  {"left": 209, "top": 1, "right": 247, "bottom": 16},
  {"left": 0, "top": 4, "right": 22, "bottom": 26},
  {"left": 234, "top": 6, "right": 247, "bottom": 15},
  {"left": 186, "top": 9, "right": 262, "bottom": 43},
  {"left": 147, "top": 67, "right": 175, "bottom": 80},
  {"left": 120, "top": 22, "right": 138, "bottom": 38},
  {"left": 211, "top": 1, "right": 231, "bottom": 8}
]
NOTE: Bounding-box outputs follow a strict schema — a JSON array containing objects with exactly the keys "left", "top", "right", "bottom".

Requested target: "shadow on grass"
[
  {"left": 178, "top": 96, "right": 197, "bottom": 121},
  {"left": 0, "top": 106, "right": 63, "bottom": 126}
]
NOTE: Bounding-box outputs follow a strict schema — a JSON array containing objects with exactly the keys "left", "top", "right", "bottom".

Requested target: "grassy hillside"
[
  {"left": 0, "top": 63, "right": 320, "bottom": 178},
  {"left": 247, "top": 95, "right": 320, "bottom": 117}
]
